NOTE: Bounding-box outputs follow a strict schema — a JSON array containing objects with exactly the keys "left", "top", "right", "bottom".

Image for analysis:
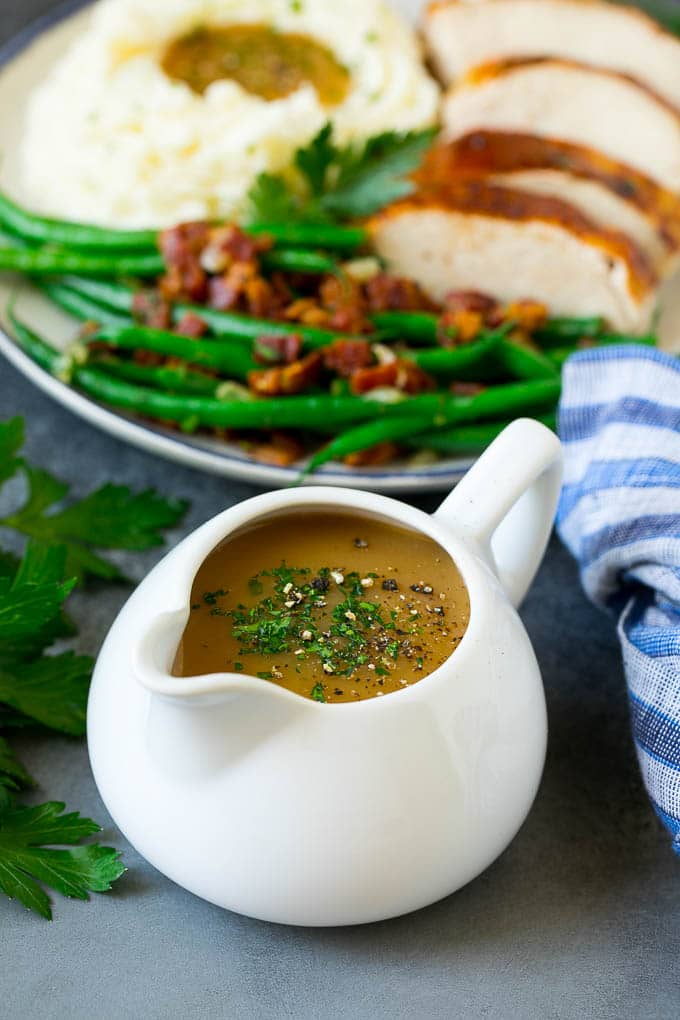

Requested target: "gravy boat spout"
[{"left": 133, "top": 607, "right": 309, "bottom": 779}]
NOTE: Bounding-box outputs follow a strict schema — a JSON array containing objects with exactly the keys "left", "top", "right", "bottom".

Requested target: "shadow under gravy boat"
[{"left": 88, "top": 419, "right": 563, "bottom": 926}]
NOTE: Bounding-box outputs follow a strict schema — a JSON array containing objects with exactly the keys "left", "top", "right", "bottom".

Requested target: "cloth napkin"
[{"left": 556, "top": 345, "right": 680, "bottom": 853}]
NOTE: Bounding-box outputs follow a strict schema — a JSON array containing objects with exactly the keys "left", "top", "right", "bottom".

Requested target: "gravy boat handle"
[{"left": 434, "top": 418, "right": 563, "bottom": 607}]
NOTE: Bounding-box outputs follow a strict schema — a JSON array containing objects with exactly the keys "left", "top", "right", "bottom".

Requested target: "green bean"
[
  {"left": 55, "top": 276, "right": 136, "bottom": 313},
  {"left": 90, "top": 357, "right": 225, "bottom": 397},
  {"left": 174, "top": 304, "right": 348, "bottom": 349},
  {"left": 261, "top": 249, "right": 339, "bottom": 275},
  {"left": 407, "top": 414, "right": 557, "bottom": 454},
  {"left": 0, "top": 246, "right": 165, "bottom": 278},
  {"left": 534, "top": 316, "right": 606, "bottom": 345},
  {"left": 39, "top": 281, "right": 132, "bottom": 328},
  {"left": 10, "top": 314, "right": 562, "bottom": 459},
  {"left": 370, "top": 311, "right": 437, "bottom": 344},
  {"left": 495, "top": 339, "right": 560, "bottom": 381},
  {"left": 405, "top": 331, "right": 503, "bottom": 376},
  {"left": 50, "top": 276, "right": 355, "bottom": 349},
  {"left": 8, "top": 311, "right": 64, "bottom": 374},
  {"left": 248, "top": 222, "right": 366, "bottom": 252},
  {"left": 306, "top": 378, "right": 562, "bottom": 471},
  {"left": 90, "top": 326, "right": 256, "bottom": 378},
  {"left": 0, "top": 191, "right": 158, "bottom": 252},
  {"left": 59, "top": 276, "right": 346, "bottom": 346}
]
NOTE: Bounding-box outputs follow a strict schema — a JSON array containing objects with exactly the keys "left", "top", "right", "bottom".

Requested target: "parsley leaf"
[
  {"left": 0, "top": 416, "right": 189, "bottom": 916},
  {"left": 0, "top": 651, "right": 92, "bottom": 737},
  {"left": 0, "top": 801, "right": 125, "bottom": 919},
  {"left": 321, "top": 129, "right": 437, "bottom": 218},
  {"left": 0, "top": 737, "right": 34, "bottom": 810},
  {"left": 294, "top": 122, "right": 337, "bottom": 197},
  {"left": 248, "top": 123, "right": 436, "bottom": 225},
  {"left": 1, "top": 467, "right": 188, "bottom": 583},
  {"left": 247, "top": 173, "right": 302, "bottom": 224}
]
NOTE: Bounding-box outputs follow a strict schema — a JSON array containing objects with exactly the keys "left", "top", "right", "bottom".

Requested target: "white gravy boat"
[{"left": 88, "top": 419, "right": 562, "bottom": 926}]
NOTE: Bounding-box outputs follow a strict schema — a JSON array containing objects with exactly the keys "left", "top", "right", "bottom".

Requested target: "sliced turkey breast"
[
  {"left": 441, "top": 59, "right": 680, "bottom": 193},
  {"left": 367, "top": 182, "right": 658, "bottom": 333},
  {"left": 424, "top": 0, "right": 680, "bottom": 109},
  {"left": 418, "top": 131, "right": 680, "bottom": 272}
]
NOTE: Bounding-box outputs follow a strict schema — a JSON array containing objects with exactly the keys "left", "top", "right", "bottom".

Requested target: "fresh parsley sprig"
[
  {"left": 0, "top": 416, "right": 188, "bottom": 918},
  {"left": 248, "top": 123, "right": 436, "bottom": 225}
]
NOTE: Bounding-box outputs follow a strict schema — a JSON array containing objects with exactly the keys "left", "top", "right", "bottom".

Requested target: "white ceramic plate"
[{"left": 0, "top": 0, "right": 678, "bottom": 492}]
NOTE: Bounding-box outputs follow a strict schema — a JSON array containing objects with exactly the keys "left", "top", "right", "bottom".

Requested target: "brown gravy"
[
  {"left": 173, "top": 511, "right": 470, "bottom": 703},
  {"left": 161, "top": 24, "right": 350, "bottom": 106}
]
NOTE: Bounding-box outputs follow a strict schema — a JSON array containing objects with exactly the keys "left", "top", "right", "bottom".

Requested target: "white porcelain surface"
[
  {"left": 88, "top": 419, "right": 563, "bottom": 925},
  {"left": 0, "top": 0, "right": 677, "bottom": 491}
]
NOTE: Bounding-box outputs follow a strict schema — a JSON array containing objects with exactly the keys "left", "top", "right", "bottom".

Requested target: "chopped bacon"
[
  {"left": 254, "top": 333, "right": 303, "bottom": 365},
  {"left": 208, "top": 262, "right": 257, "bottom": 311},
  {"left": 319, "top": 275, "right": 370, "bottom": 334},
  {"left": 344, "top": 442, "right": 401, "bottom": 467},
  {"left": 437, "top": 309, "right": 485, "bottom": 346},
  {"left": 350, "top": 359, "right": 435, "bottom": 395},
  {"left": 243, "top": 276, "right": 285, "bottom": 319},
  {"left": 159, "top": 221, "right": 211, "bottom": 265},
  {"left": 364, "top": 272, "right": 435, "bottom": 313},
  {"left": 250, "top": 432, "right": 305, "bottom": 467},
  {"left": 284, "top": 298, "right": 330, "bottom": 327},
  {"left": 132, "top": 349, "right": 164, "bottom": 367},
  {"left": 444, "top": 290, "right": 498, "bottom": 316},
  {"left": 322, "top": 339, "right": 373, "bottom": 377},
  {"left": 175, "top": 311, "right": 208, "bottom": 338},
  {"left": 248, "top": 351, "right": 323, "bottom": 396},
  {"left": 449, "top": 381, "right": 488, "bottom": 397},
  {"left": 132, "top": 290, "right": 173, "bottom": 331},
  {"left": 200, "top": 224, "right": 271, "bottom": 273},
  {"left": 158, "top": 221, "right": 211, "bottom": 302},
  {"left": 501, "top": 300, "right": 549, "bottom": 332}
]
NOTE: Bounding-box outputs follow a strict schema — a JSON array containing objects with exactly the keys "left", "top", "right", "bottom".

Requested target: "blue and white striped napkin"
[{"left": 557, "top": 345, "right": 680, "bottom": 853}]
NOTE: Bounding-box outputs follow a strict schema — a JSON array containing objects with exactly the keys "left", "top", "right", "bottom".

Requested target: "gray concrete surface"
[{"left": 1, "top": 2, "right": 679, "bottom": 1017}]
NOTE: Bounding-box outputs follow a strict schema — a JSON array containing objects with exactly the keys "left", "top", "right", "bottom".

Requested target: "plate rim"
[{"left": 0, "top": 0, "right": 474, "bottom": 493}]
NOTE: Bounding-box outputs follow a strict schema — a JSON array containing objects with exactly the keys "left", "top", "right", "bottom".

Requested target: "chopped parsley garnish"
[{"left": 222, "top": 563, "right": 421, "bottom": 682}]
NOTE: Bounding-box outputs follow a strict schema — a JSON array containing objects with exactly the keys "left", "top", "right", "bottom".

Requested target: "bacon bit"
[
  {"left": 322, "top": 338, "right": 373, "bottom": 377},
  {"left": 437, "top": 309, "right": 484, "bottom": 346},
  {"left": 501, "top": 300, "right": 549, "bottom": 332},
  {"left": 284, "top": 298, "right": 330, "bottom": 327},
  {"left": 249, "top": 432, "right": 305, "bottom": 467},
  {"left": 132, "top": 349, "right": 164, "bottom": 367},
  {"left": 343, "top": 442, "right": 400, "bottom": 467},
  {"left": 248, "top": 351, "right": 323, "bottom": 396},
  {"left": 174, "top": 311, "right": 208, "bottom": 338},
  {"left": 243, "top": 276, "right": 284, "bottom": 319},
  {"left": 350, "top": 359, "right": 435, "bottom": 395},
  {"left": 159, "top": 221, "right": 211, "bottom": 266},
  {"left": 449, "top": 381, "right": 488, "bottom": 397},
  {"left": 364, "top": 272, "right": 435, "bottom": 312},
  {"left": 132, "top": 290, "right": 173, "bottom": 331},
  {"left": 201, "top": 224, "right": 270, "bottom": 273},
  {"left": 158, "top": 222, "right": 211, "bottom": 302},
  {"left": 253, "top": 333, "right": 303, "bottom": 365},
  {"left": 319, "top": 275, "right": 370, "bottom": 334},
  {"left": 208, "top": 261, "right": 258, "bottom": 311},
  {"left": 444, "top": 290, "right": 498, "bottom": 316}
]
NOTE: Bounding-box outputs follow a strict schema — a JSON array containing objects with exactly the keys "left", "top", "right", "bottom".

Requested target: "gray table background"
[{"left": 1, "top": 1, "right": 679, "bottom": 1016}]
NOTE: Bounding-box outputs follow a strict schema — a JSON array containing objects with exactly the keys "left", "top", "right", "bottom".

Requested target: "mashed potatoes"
[{"left": 19, "top": 0, "right": 439, "bottom": 228}]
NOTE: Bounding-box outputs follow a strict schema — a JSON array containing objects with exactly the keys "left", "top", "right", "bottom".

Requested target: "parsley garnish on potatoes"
[{"left": 248, "top": 122, "right": 436, "bottom": 224}]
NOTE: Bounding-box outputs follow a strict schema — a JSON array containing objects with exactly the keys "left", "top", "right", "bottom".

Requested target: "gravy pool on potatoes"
[{"left": 173, "top": 511, "right": 470, "bottom": 703}]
